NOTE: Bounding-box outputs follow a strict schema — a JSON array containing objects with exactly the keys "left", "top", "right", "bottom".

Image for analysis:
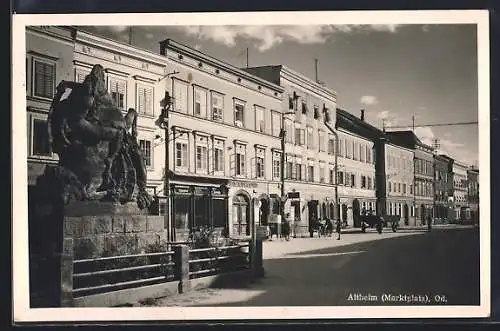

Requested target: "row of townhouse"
[
  {"left": 25, "top": 26, "right": 337, "bottom": 240},
  {"left": 25, "top": 26, "right": 479, "bottom": 242}
]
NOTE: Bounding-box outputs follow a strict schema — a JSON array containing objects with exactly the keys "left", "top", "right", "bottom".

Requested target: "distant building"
[
  {"left": 442, "top": 156, "right": 470, "bottom": 222},
  {"left": 335, "top": 109, "right": 377, "bottom": 227},
  {"left": 433, "top": 154, "right": 450, "bottom": 223},
  {"left": 26, "top": 26, "right": 75, "bottom": 208},
  {"left": 243, "top": 65, "right": 338, "bottom": 237},
  {"left": 467, "top": 167, "right": 479, "bottom": 224},
  {"left": 385, "top": 131, "right": 434, "bottom": 225}
]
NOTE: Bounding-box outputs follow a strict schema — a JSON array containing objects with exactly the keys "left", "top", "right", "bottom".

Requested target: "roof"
[
  {"left": 384, "top": 130, "right": 433, "bottom": 151},
  {"left": 335, "top": 108, "right": 386, "bottom": 141}
]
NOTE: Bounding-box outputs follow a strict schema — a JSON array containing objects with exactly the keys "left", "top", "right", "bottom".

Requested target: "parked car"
[{"left": 359, "top": 215, "right": 399, "bottom": 233}]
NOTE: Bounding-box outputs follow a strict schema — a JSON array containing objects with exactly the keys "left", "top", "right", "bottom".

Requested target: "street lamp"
[
  {"left": 156, "top": 91, "right": 173, "bottom": 242},
  {"left": 322, "top": 105, "right": 339, "bottom": 224},
  {"left": 279, "top": 104, "right": 297, "bottom": 236}
]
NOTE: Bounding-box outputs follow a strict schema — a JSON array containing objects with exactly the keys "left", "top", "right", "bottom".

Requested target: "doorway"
[
  {"left": 352, "top": 199, "right": 361, "bottom": 227},
  {"left": 233, "top": 194, "right": 250, "bottom": 236}
]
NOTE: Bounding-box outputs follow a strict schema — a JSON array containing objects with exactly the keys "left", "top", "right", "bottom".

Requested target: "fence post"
[
  {"left": 174, "top": 245, "right": 191, "bottom": 294},
  {"left": 60, "top": 238, "right": 74, "bottom": 307},
  {"left": 250, "top": 239, "right": 264, "bottom": 278}
]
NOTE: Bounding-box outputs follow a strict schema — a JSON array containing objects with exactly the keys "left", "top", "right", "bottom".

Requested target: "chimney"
[{"left": 360, "top": 109, "right": 365, "bottom": 121}]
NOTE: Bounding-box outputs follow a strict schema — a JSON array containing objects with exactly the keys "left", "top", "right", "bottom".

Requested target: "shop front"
[
  {"left": 169, "top": 175, "right": 229, "bottom": 241},
  {"left": 387, "top": 199, "right": 413, "bottom": 226}
]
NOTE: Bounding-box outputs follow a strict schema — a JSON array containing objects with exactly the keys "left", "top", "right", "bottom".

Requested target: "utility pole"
[
  {"left": 314, "top": 58, "right": 319, "bottom": 83},
  {"left": 246, "top": 47, "right": 249, "bottom": 68},
  {"left": 128, "top": 26, "right": 133, "bottom": 45},
  {"left": 382, "top": 119, "right": 386, "bottom": 132}
]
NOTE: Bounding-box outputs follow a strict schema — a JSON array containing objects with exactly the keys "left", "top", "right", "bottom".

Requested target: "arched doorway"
[
  {"left": 352, "top": 199, "right": 361, "bottom": 227},
  {"left": 232, "top": 193, "right": 250, "bottom": 236},
  {"left": 403, "top": 204, "right": 409, "bottom": 225},
  {"left": 322, "top": 202, "right": 327, "bottom": 220},
  {"left": 308, "top": 200, "right": 319, "bottom": 236},
  {"left": 329, "top": 202, "right": 335, "bottom": 220},
  {"left": 259, "top": 198, "right": 269, "bottom": 226},
  {"left": 420, "top": 204, "right": 426, "bottom": 225}
]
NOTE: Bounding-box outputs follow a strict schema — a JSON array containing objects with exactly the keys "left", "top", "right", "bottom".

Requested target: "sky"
[{"left": 79, "top": 24, "right": 479, "bottom": 166}]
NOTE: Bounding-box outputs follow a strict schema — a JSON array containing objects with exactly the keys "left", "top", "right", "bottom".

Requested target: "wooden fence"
[{"left": 56, "top": 239, "right": 257, "bottom": 307}]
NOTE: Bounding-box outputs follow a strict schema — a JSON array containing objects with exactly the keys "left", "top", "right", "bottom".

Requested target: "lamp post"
[
  {"left": 156, "top": 91, "right": 173, "bottom": 242},
  {"left": 279, "top": 108, "right": 297, "bottom": 237}
]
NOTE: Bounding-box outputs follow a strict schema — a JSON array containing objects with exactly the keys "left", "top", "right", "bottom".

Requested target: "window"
[
  {"left": 318, "top": 131, "right": 325, "bottom": 152},
  {"left": 175, "top": 142, "right": 188, "bottom": 168},
  {"left": 366, "top": 146, "right": 371, "bottom": 163},
  {"left": 256, "top": 157, "right": 265, "bottom": 178},
  {"left": 388, "top": 182, "right": 392, "bottom": 192},
  {"left": 360, "top": 144, "right": 365, "bottom": 162},
  {"left": 33, "top": 58, "right": 56, "bottom": 99},
  {"left": 398, "top": 183, "right": 401, "bottom": 193},
  {"left": 295, "top": 127, "right": 305, "bottom": 145},
  {"left": 137, "top": 85, "right": 154, "bottom": 116},
  {"left": 271, "top": 111, "right": 281, "bottom": 137},
  {"left": 75, "top": 69, "right": 89, "bottom": 83},
  {"left": 301, "top": 101, "right": 308, "bottom": 114},
  {"left": 139, "top": 139, "right": 152, "bottom": 167},
  {"left": 328, "top": 138, "right": 335, "bottom": 155},
  {"left": 255, "top": 106, "right": 265, "bottom": 133},
  {"left": 196, "top": 145, "right": 208, "bottom": 171},
  {"left": 410, "top": 184, "right": 413, "bottom": 195},
  {"left": 307, "top": 165, "right": 314, "bottom": 182},
  {"left": 235, "top": 144, "right": 246, "bottom": 176},
  {"left": 329, "top": 169, "right": 335, "bottom": 184},
  {"left": 345, "top": 172, "right": 351, "bottom": 186},
  {"left": 288, "top": 95, "right": 294, "bottom": 110},
  {"left": 211, "top": 92, "right": 224, "bottom": 122},
  {"left": 361, "top": 175, "right": 366, "bottom": 189},
  {"left": 346, "top": 139, "right": 352, "bottom": 158},
  {"left": 307, "top": 127, "right": 314, "bottom": 149},
  {"left": 338, "top": 172, "right": 344, "bottom": 185},
  {"left": 173, "top": 79, "right": 188, "bottom": 113},
  {"left": 319, "top": 165, "right": 325, "bottom": 183},
  {"left": 32, "top": 118, "right": 51, "bottom": 156},
  {"left": 367, "top": 177, "right": 372, "bottom": 190},
  {"left": 234, "top": 100, "right": 245, "bottom": 127},
  {"left": 214, "top": 147, "right": 224, "bottom": 173},
  {"left": 272, "top": 153, "right": 281, "bottom": 180},
  {"left": 286, "top": 155, "right": 295, "bottom": 179},
  {"left": 351, "top": 173, "right": 356, "bottom": 188},
  {"left": 109, "top": 78, "right": 126, "bottom": 109},
  {"left": 296, "top": 163, "right": 303, "bottom": 181},
  {"left": 403, "top": 183, "right": 407, "bottom": 194},
  {"left": 194, "top": 87, "right": 207, "bottom": 118},
  {"left": 353, "top": 142, "right": 359, "bottom": 161}
]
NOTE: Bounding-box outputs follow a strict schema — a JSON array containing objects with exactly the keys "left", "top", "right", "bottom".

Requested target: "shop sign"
[
  {"left": 287, "top": 192, "right": 300, "bottom": 199},
  {"left": 228, "top": 180, "right": 258, "bottom": 189}
]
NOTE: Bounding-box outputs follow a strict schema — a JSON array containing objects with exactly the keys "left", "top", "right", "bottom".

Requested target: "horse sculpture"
[{"left": 45, "top": 64, "right": 153, "bottom": 210}]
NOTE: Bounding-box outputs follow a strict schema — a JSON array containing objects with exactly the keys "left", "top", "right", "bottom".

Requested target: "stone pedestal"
[{"left": 63, "top": 202, "right": 166, "bottom": 260}]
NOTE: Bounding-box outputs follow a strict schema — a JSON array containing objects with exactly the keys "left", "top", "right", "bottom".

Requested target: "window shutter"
[
  {"left": 145, "top": 87, "right": 153, "bottom": 115},
  {"left": 137, "top": 86, "right": 145, "bottom": 114}
]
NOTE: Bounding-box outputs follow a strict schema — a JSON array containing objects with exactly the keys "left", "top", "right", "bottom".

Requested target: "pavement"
[{"left": 138, "top": 224, "right": 479, "bottom": 307}]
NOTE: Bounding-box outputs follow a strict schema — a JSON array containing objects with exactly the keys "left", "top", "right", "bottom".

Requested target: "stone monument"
[{"left": 30, "top": 64, "right": 164, "bottom": 307}]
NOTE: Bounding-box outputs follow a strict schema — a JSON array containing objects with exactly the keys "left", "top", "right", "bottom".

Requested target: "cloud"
[
  {"left": 145, "top": 33, "right": 154, "bottom": 39},
  {"left": 108, "top": 26, "right": 129, "bottom": 33},
  {"left": 194, "top": 44, "right": 202, "bottom": 50},
  {"left": 377, "top": 110, "right": 391, "bottom": 120},
  {"left": 414, "top": 126, "right": 435, "bottom": 146},
  {"left": 360, "top": 95, "right": 379, "bottom": 106},
  {"left": 175, "top": 24, "right": 402, "bottom": 52}
]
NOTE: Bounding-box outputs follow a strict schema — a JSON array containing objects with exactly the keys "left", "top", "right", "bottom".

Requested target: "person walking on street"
[
  {"left": 283, "top": 213, "right": 291, "bottom": 241},
  {"left": 336, "top": 219, "right": 342, "bottom": 240}
]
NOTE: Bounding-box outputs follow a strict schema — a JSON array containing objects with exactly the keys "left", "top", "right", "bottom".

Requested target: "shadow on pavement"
[{"left": 191, "top": 227, "right": 480, "bottom": 307}]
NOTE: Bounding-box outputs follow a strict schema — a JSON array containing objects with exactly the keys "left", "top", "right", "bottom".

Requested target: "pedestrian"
[
  {"left": 283, "top": 213, "right": 291, "bottom": 241},
  {"left": 336, "top": 218, "right": 342, "bottom": 240},
  {"left": 427, "top": 214, "right": 432, "bottom": 232}
]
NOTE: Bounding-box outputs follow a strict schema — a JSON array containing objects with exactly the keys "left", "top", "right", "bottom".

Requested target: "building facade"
[
  {"left": 385, "top": 131, "right": 434, "bottom": 225},
  {"left": 384, "top": 142, "right": 415, "bottom": 225},
  {"left": 335, "top": 109, "right": 376, "bottom": 227},
  {"left": 467, "top": 168, "right": 479, "bottom": 224},
  {"left": 243, "top": 65, "right": 338, "bottom": 237},
  {"left": 447, "top": 158, "right": 470, "bottom": 221},
  {"left": 433, "top": 154, "right": 450, "bottom": 223},
  {"left": 159, "top": 40, "right": 285, "bottom": 239}
]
